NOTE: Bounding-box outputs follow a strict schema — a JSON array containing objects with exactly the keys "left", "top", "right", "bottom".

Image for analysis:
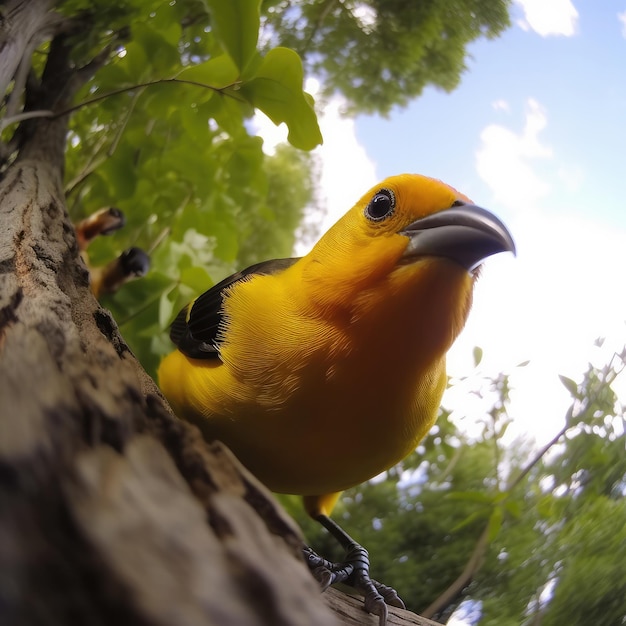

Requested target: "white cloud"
[
  {"left": 460, "top": 99, "right": 626, "bottom": 446},
  {"left": 516, "top": 0, "right": 579, "bottom": 36},
  {"left": 476, "top": 98, "right": 552, "bottom": 210},
  {"left": 313, "top": 100, "right": 378, "bottom": 239},
  {"left": 557, "top": 164, "right": 584, "bottom": 192},
  {"left": 447, "top": 210, "right": 626, "bottom": 445},
  {"left": 618, "top": 11, "right": 626, "bottom": 38}
]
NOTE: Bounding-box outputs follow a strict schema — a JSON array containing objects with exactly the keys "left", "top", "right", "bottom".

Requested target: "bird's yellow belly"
[
  {"left": 159, "top": 343, "right": 446, "bottom": 496},
  {"left": 238, "top": 368, "right": 443, "bottom": 495}
]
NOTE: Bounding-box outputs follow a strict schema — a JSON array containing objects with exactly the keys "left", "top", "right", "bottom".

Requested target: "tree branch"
[
  {"left": 0, "top": 147, "right": 336, "bottom": 625},
  {"left": 0, "top": 0, "right": 60, "bottom": 98},
  {"left": 0, "top": 108, "right": 54, "bottom": 132},
  {"left": 421, "top": 524, "right": 490, "bottom": 619},
  {"left": 325, "top": 588, "right": 444, "bottom": 625}
]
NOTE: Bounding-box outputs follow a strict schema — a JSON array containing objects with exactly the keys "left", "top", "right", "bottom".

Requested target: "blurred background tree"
[
  {"left": 260, "top": 0, "right": 511, "bottom": 114},
  {"left": 279, "top": 346, "right": 626, "bottom": 624}
]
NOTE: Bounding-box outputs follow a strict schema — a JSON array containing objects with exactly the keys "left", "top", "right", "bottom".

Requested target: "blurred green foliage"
[
  {"left": 62, "top": 0, "right": 321, "bottom": 376},
  {"left": 279, "top": 347, "right": 626, "bottom": 624},
  {"left": 261, "top": 0, "right": 512, "bottom": 114}
]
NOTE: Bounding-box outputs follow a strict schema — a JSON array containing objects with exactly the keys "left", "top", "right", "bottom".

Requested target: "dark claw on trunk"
[{"left": 303, "top": 540, "right": 404, "bottom": 626}]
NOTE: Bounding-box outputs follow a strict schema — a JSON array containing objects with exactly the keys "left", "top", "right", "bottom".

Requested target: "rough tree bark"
[{"left": 0, "top": 2, "right": 442, "bottom": 624}]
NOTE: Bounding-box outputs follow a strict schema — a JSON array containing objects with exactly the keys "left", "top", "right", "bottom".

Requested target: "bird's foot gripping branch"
[{"left": 304, "top": 514, "right": 405, "bottom": 626}]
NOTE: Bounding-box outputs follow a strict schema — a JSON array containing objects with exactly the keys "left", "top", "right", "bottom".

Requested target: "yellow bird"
[{"left": 158, "top": 173, "right": 515, "bottom": 623}]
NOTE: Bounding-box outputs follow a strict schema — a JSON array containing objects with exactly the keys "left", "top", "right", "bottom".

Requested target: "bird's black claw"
[
  {"left": 303, "top": 546, "right": 353, "bottom": 590},
  {"left": 363, "top": 592, "right": 388, "bottom": 626},
  {"left": 372, "top": 579, "right": 406, "bottom": 609},
  {"left": 311, "top": 566, "right": 334, "bottom": 591},
  {"left": 303, "top": 543, "right": 403, "bottom": 626},
  {"left": 350, "top": 556, "right": 391, "bottom": 625}
]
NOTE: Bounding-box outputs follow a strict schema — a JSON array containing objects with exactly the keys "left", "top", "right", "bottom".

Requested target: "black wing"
[{"left": 170, "top": 257, "right": 300, "bottom": 360}]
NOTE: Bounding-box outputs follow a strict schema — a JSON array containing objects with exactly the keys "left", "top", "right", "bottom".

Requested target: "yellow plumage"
[{"left": 158, "top": 174, "right": 513, "bottom": 514}]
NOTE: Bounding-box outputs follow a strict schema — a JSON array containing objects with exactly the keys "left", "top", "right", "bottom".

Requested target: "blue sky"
[
  {"left": 356, "top": 1, "right": 626, "bottom": 231},
  {"left": 256, "top": 0, "right": 626, "bottom": 447}
]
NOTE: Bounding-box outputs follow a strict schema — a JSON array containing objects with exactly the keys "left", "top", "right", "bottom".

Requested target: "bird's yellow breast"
[{"left": 158, "top": 255, "right": 473, "bottom": 496}]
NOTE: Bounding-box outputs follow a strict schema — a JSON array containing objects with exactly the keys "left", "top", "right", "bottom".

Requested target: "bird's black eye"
[{"left": 365, "top": 188, "right": 396, "bottom": 222}]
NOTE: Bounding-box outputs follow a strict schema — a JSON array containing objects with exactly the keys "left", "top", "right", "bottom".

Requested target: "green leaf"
[
  {"left": 204, "top": 0, "right": 260, "bottom": 72},
  {"left": 148, "top": 3, "right": 183, "bottom": 48},
  {"left": 450, "top": 509, "right": 485, "bottom": 533},
  {"left": 202, "top": 95, "right": 250, "bottom": 136},
  {"left": 240, "top": 47, "right": 323, "bottom": 150},
  {"left": 94, "top": 60, "right": 130, "bottom": 92},
  {"left": 177, "top": 54, "right": 240, "bottom": 90},
  {"left": 473, "top": 346, "right": 483, "bottom": 367},
  {"left": 241, "top": 51, "right": 263, "bottom": 81},
  {"left": 559, "top": 374, "right": 579, "bottom": 398},
  {"left": 180, "top": 266, "right": 212, "bottom": 293},
  {"left": 158, "top": 287, "right": 176, "bottom": 329},
  {"left": 98, "top": 146, "right": 137, "bottom": 200},
  {"left": 121, "top": 39, "right": 150, "bottom": 83},
  {"left": 487, "top": 506, "right": 503, "bottom": 541},
  {"left": 504, "top": 499, "right": 523, "bottom": 519},
  {"left": 133, "top": 22, "right": 180, "bottom": 74},
  {"left": 446, "top": 490, "right": 496, "bottom": 504}
]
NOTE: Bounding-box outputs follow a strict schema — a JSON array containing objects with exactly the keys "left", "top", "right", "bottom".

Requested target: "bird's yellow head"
[
  {"left": 302, "top": 173, "right": 515, "bottom": 313},
  {"left": 352, "top": 173, "right": 471, "bottom": 237}
]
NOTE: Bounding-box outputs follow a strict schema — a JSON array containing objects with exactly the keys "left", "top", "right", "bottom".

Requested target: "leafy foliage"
[
  {"left": 261, "top": 0, "right": 512, "bottom": 114},
  {"left": 61, "top": 0, "right": 320, "bottom": 376},
  {"left": 55, "top": 0, "right": 515, "bottom": 374}
]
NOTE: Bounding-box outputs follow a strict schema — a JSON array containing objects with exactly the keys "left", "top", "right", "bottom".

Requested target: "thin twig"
[
  {"left": 422, "top": 524, "right": 490, "bottom": 619},
  {"left": 2, "top": 76, "right": 242, "bottom": 131},
  {"left": 117, "top": 285, "right": 176, "bottom": 328},
  {"left": 145, "top": 190, "right": 191, "bottom": 254},
  {"left": 0, "top": 109, "right": 54, "bottom": 132},
  {"left": 107, "top": 87, "right": 143, "bottom": 157},
  {"left": 147, "top": 226, "right": 171, "bottom": 255},
  {"left": 51, "top": 77, "right": 244, "bottom": 120}
]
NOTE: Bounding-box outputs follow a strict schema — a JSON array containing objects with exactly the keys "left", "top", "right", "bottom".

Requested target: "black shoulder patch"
[{"left": 169, "top": 257, "right": 299, "bottom": 360}]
